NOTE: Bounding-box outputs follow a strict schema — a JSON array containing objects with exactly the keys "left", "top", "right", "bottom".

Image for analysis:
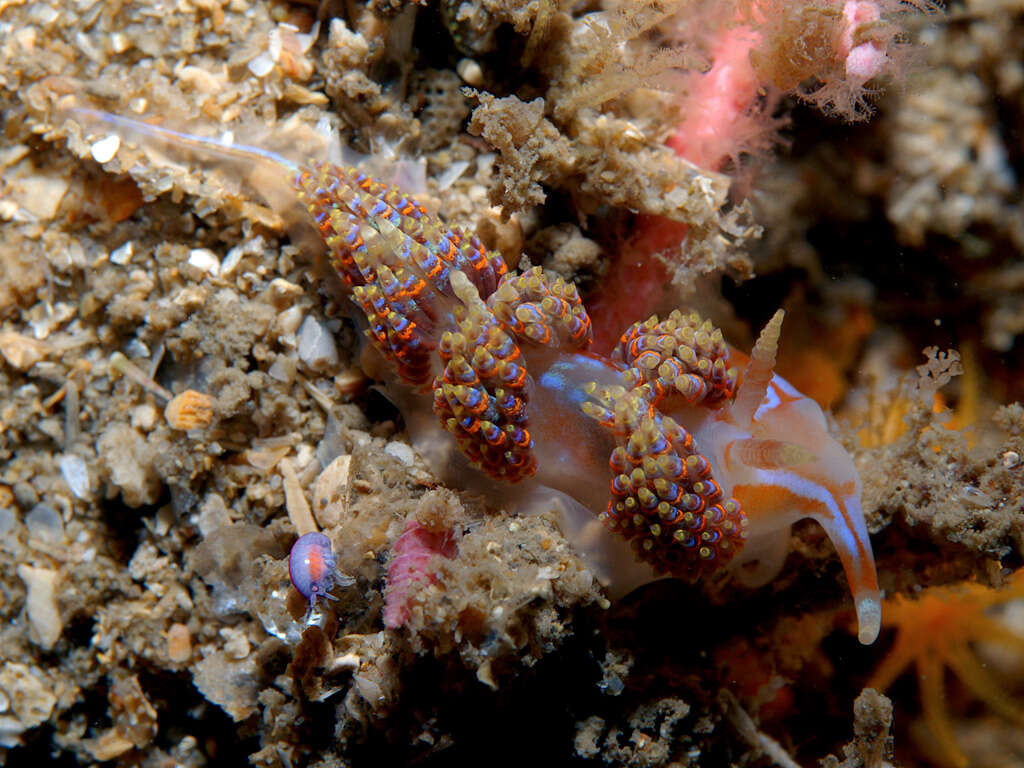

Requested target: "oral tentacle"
[{"left": 732, "top": 309, "right": 784, "bottom": 427}]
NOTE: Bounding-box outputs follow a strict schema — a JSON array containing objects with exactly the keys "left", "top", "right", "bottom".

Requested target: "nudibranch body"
[
  {"left": 289, "top": 532, "right": 349, "bottom": 607},
  {"left": 68, "top": 109, "right": 880, "bottom": 643}
]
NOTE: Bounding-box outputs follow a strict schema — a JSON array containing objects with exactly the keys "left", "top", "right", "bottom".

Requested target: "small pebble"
[
  {"left": 166, "top": 623, "right": 192, "bottom": 663},
  {"left": 25, "top": 503, "right": 65, "bottom": 543},
  {"left": 130, "top": 403, "right": 158, "bottom": 431},
  {"left": 197, "top": 493, "right": 232, "bottom": 537},
  {"left": 17, "top": 565, "right": 63, "bottom": 649},
  {"left": 248, "top": 52, "right": 274, "bottom": 76},
  {"left": 0, "top": 331, "right": 47, "bottom": 370},
  {"left": 1003, "top": 450, "right": 1020, "bottom": 469},
  {"left": 0, "top": 507, "right": 15, "bottom": 536},
  {"left": 384, "top": 441, "right": 415, "bottom": 466},
  {"left": 0, "top": 662, "right": 56, "bottom": 729},
  {"left": 109, "top": 241, "right": 133, "bottom": 265},
  {"left": 187, "top": 248, "right": 220, "bottom": 276},
  {"left": 123, "top": 338, "right": 150, "bottom": 358},
  {"left": 457, "top": 57, "right": 484, "bottom": 86},
  {"left": 221, "top": 236, "right": 263, "bottom": 277},
  {"left": 276, "top": 306, "right": 304, "bottom": 346},
  {"left": 58, "top": 454, "right": 90, "bottom": 499},
  {"left": 297, "top": 315, "right": 339, "bottom": 371},
  {"left": 219, "top": 627, "right": 251, "bottom": 659},
  {"left": 268, "top": 277, "right": 303, "bottom": 308},
  {"left": 90, "top": 135, "right": 120, "bottom": 163}
]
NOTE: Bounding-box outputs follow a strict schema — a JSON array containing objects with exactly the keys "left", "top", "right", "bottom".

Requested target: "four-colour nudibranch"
[{"left": 65, "top": 107, "right": 881, "bottom": 643}]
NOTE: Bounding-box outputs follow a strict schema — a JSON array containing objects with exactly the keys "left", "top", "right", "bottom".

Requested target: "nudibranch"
[
  {"left": 66, "top": 108, "right": 881, "bottom": 644},
  {"left": 289, "top": 532, "right": 350, "bottom": 607}
]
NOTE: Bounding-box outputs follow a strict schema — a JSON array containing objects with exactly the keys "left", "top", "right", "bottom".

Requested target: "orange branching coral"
[{"left": 869, "top": 571, "right": 1024, "bottom": 768}]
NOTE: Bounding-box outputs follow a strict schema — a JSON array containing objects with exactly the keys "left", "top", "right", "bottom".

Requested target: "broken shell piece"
[
  {"left": 248, "top": 52, "right": 274, "bottom": 76},
  {"left": 187, "top": 248, "right": 220, "bottom": 276},
  {"left": 244, "top": 443, "right": 291, "bottom": 471},
  {"left": 109, "top": 674, "right": 158, "bottom": 748},
  {"left": 58, "top": 454, "right": 91, "bottom": 499},
  {"left": 0, "top": 331, "right": 48, "bottom": 370},
  {"left": 281, "top": 457, "right": 317, "bottom": 536},
  {"left": 16, "top": 565, "right": 62, "bottom": 650},
  {"left": 165, "top": 390, "right": 214, "bottom": 430},
  {"left": 0, "top": 662, "right": 57, "bottom": 745},
  {"left": 90, "top": 135, "right": 120, "bottom": 163},
  {"left": 297, "top": 314, "right": 339, "bottom": 371},
  {"left": 313, "top": 454, "right": 351, "bottom": 530},
  {"left": 109, "top": 241, "right": 133, "bottom": 265},
  {"left": 83, "top": 729, "right": 134, "bottom": 761}
]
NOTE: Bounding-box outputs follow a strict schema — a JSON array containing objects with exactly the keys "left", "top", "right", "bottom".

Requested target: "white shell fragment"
[
  {"left": 59, "top": 454, "right": 91, "bottom": 499},
  {"left": 247, "top": 52, "right": 274, "bottom": 77},
  {"left": 187, "top": 248, "right": 220, "bottom": 276},
  {"left": 109, "top": 241, "right": 133, "bottom": 265},
  {"left": 297, "top": 315, "right": 339, "bottom": 371},
  {"left": 90, "top": 135, "right": 120, "bottom": 163},
  {"left": 313, "top": 453, "right": 351, "bottom": 530},
  {"left": 384, "top": 441, "right": 415, "bottom": 466},
  {"left": 16, "top": 565, "right": 63, "bottom": 650},
  {"left": 280, "top": 457, "right": 317, "bottom": 536},
  {"left": 436, "top": 160, "right": 471, "bottom": 192},
  {"left": 25, "top": 504, "right": 65, "bottom": 544}
]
